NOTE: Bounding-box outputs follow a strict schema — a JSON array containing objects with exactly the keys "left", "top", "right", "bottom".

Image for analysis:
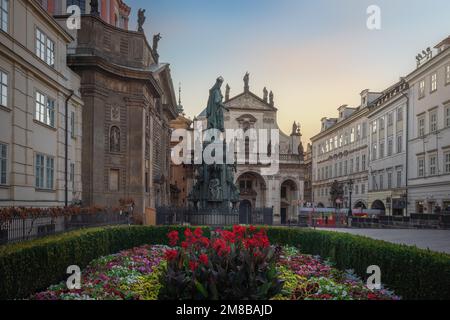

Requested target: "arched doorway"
[
  {"left": 371, "top": 200, "right": 386, "bottom": 214},
  {"left": 280, "top": 179, "right": 299, "bottom": 225},
  {"left": 236, "top": 172, "right": 267, "bottom": 208},
  {"left": 239, "top": 200, "right": 252, "bottom": 224},
  {"left": 317, "top": 202, "right": 325, "bottom": 208},
  {"left": 354, "top": 201, "right": 367, "bottom": 210}
]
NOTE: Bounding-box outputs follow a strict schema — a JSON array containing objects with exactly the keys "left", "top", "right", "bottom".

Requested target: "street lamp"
[{"left": 347, "top": 179, "right": 354, "bottom": 227}]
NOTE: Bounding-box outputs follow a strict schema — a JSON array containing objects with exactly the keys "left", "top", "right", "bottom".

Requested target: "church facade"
[{"left": 197, "top": 75, "right": 305, "bottom": 224}]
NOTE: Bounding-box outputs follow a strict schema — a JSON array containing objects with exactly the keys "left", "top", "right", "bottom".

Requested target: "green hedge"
[
  {"left": 266, "top": 227, "right": 450, "bottom": 300},
  {"left": 1, "top": 226, "right": 449, "bottom": 300}
]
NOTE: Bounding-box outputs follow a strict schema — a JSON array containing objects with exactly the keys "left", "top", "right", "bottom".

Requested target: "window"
[
  {"left": 67, "top": 0, "right": 86, "bottom": 12},
  {"left": 355, "top": 156, "right": 360, "bottom": 172},
  {"left": 71, "top": 111, "right": 76, "bottom": 138},
  {"left": 446, "top": 105, "right": 450, "bottom": 128},
  {"left": 355, "top": 185, "right": 359, "bottom": 195},
  {"left": 334, "top": 163, "right": 338, "bottom": 178},
  {"left": 445, "top": 152, "right": 450, "bottom": 174},
  {"left": 350, "top": 128, "right": 355, "bottom": 143},
  {"left": 429, "top": 155, "right": 437, "bottom": 176},
  {"left": 431, "top": 73, "right": 437, "bottom": 92},
  {"left": 397, "top": 135, "right": 403, "bottom": 153},
  {"left": 0, "top": 0, "right": 8, "bottom": 32},
  {"left": 344, "top": 160, "right": 348, "bottom": 175},
  {"left": 0, "top": 70, "right": 7, "bottom": 107},
  {"left": 36, "top": 29, "right": 55, "bottom": 67},
  {"left": 446, "top": 65, "right": 450, "bottom": 85},
  {"left": 379, "top": 174, "right": 384, "bottom": 190},
  {"left": 362, "top": 122, "right": 367, "bottom": 138},
  {"left": 387, "top": 137, "right": 393, "bottom": 156},
  {"left": 418, "top": 157, "right": 425, "bottom": 177},
  {"left": 418, "top": 116, "right": 425, "bottom": 137},
  {"left": 339, "top": 162, "right": 342, "bottom": 177},
  {"left": 419, "top": 80, "right": 425, "bottom": 99},
  {"left": 371, "top": 143, "right": 377, "bottom": 161},
  {"left": 362, "top": 155, "right": 366, "bottom": 171},
  {"left": 35, "top": 92, "right": 55, "bottom": 127},
  {"left": 281, "top": 187, "right": 287, "bottom": 199},
  {"left": 35, "top": 154, "right": 54, "bottom": 189},
  {"left": 372, "top": 120, "right": 377, "bottom": 134},
  {"left": 430, "top": 110, "right": 438, "bottom": 133},
  {"left": 397, "top": 171, "right": 402, "bottom": 188},
  {"left": 379, "top": 140, "right": 385, "bottom": 158},
  {"left": 397, "top": 107, "right": 403, "bottom": 122},
  {"left": 387, "top": 113, "right": 393, "bottom": 126},
  {"left": 361, "top": 184, "right": 366, "bottom": 194},
  {"left": 0, "top": 143, "right": 6, "bottom": 185},
  {"left": 379, "top": 118, "right": 385, "bottom": 131},
  {"left": 109, "top": 169, "right": 120, "bottom": 192},
  {"left": 387, "top": 172, "right": 393, "bottom": 189},
  {"left": 372, "top": 175, "right": 377, "bottom": 191},
  {"left": 350, "top": 159, "right": 354, "bottom": 174}
]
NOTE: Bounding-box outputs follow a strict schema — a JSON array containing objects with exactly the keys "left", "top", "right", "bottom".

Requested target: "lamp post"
[{"left": 347, "top": 179, "right": 354, "bottom": 227}]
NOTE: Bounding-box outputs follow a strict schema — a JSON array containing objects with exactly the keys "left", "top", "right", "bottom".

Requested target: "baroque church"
[{"left": 196, "top": 74, "right": 305, "bottom": 224}]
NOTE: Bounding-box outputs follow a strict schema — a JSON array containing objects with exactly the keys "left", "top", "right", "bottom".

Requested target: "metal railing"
[
  {"left": 0, "top": 208, "right": 131, "bottom": 245},
  {"left": 156, "top": 207, "right": 273, "bottom": 227}
]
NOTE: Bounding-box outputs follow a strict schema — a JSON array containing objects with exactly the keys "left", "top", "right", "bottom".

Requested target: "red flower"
[
  {"left": 199, "top": 254, "right": 209, "bottom": 265},
  {"left": 181, "top": 241, "right": 189, "bottom": 249},
  {"left": 213, "top": 239, "right": 231, "bottom": 257},
  {"left": 248, "top": 226, "right": 257, "bottom": 233},
  {"left": 189, "top": 260, "right": 199, "bottom": 271},
  {"left": 221, "top": 230, "right": 236, "bottom": 243},
  {"left": 168, "top": 230, "right": 179, "bottom": 246},
  {"left": 184, "top": 228, "right": 193, "bottom": 239},
  {"left": 198, "top": 237, "right": 210, "bottom": 248},
  {"left": 165, "top": 249, "right": 178, "bottom": 261},
  {"left": 194, "top": 228, "right": 203, "bottom": 238}
]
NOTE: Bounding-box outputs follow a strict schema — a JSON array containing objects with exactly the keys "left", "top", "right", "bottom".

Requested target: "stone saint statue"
[
  {"left": 263, "top": 87, "right": 268, "bottom": 102},
  {"left": 137, "top": 9, "right": 146, "bottom": 32},
  {"left": 244, "top": 72, "right": 250, "bottom": 92},
  {"left": 153, "top": 33, "right": 162, "bottom": 52},
  {"left": 225, "top": 84, "right": 230, "bottom": 101},
  {"left": 269, "top": 91, "right": 274, "bottom": 106},
  {"left": 206, "top": 77, "right": 229, "bottom": 132},
  {"left": 90, "top": 0, "right": 99, "bottom": 15}
]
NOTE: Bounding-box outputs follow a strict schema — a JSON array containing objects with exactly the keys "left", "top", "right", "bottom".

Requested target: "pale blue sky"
[{"left": 126, "top": 0, "right": 450, "bottom": 142}]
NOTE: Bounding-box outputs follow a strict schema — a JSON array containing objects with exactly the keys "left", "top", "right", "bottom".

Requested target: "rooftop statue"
[{"left": 137, "top": 9, "right": 146, "bottom": 32}]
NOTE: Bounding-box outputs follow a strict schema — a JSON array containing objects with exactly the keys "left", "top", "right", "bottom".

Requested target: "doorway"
[
  {"left": 239, "top": 200, "right": 252, "bottom": 224},
  {"left": 281, "top": 207, "right": 287, "bottom": 225}
]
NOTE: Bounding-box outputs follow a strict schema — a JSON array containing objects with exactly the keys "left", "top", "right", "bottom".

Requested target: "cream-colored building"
[
  {"left": 406, "top": 36, "right": 450, "bottom": 214},
  {"left": 311, "top": 90, "right": 382, "bottom": 210},
  {"left": 367, "top": 80, "right": 408, "bottom": 216},
  {"left": 0, "top": 0, "right": 83, "bottom": 207}
]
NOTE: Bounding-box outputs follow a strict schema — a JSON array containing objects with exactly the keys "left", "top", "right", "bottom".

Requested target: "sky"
[{"left": 126, "top": 0, "right": 450, "bottom": 143}]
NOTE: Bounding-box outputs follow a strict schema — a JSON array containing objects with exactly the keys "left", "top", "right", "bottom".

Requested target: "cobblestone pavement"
[{"left": 318, "top": 228, "right": 450, "bottom": 254}]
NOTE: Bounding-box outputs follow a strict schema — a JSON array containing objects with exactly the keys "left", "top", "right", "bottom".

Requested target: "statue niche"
[{"left": 110, "top": 126, "right": 121, "bottom": 153}]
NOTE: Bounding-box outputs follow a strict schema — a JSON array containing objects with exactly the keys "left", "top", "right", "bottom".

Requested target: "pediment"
[{"left": 224, "top": 91, "right": 277, "bottom": 112}]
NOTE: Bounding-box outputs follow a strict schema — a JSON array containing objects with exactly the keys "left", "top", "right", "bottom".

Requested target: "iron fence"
[
  {"left": 0, "top": 208, "right": 131, "bottom": 245},
  {"left": 156, "top": 207, "right": 273, "bottom": 226}
]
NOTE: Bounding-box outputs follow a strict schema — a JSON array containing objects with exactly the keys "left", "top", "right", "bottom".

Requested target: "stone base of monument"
[{"left": 188, "top": 211, "right": 239, "bottom": 226}]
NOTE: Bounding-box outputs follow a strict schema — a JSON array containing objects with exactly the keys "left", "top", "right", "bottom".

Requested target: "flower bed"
[{"left": 32, "top": 226, "right": 399, "bottom": 300}]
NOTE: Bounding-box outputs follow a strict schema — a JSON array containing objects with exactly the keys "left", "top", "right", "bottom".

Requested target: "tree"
[{"left": 329, "top": 180, "right": 344, "bottom": 208}]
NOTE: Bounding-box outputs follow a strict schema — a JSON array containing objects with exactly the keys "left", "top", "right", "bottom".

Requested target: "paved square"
[{"left": 318, "top": 228, "right": 450, "bottom": 254}]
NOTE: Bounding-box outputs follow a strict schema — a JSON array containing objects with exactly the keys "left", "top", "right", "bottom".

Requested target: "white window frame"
[
  {"left": 419, "top": 79, "right": 425, "bottom": 99},
  {"left": 429, "top": 109, "right": 438, "bottom": 133},
  {"left": 35, "top": 153, "right": 54, "bottom": 190},
  {"left": 445, "top": 152, "right": 450, "bottom": 174},
  {"left": 0, "top": 142, "right": 7, "bottom": 185},
  {"left": 445, "top": 104, "right": 450, "bottom": 128},
  {"left": 36, "top": 28, "right": 55, "bottom": 67},
  {"left": 429, "top": 154, "right": 437, "bottom": 176},
  {"left": 431, "top": 73, "right": 437, "bottom": 93},
  {"left": 397, "top": 170, "right": 402, "bottom": 188},
  {"left": 397, "top": 135, "right": 403, "bottom": 154},
  {"left": 379, "top": 140, "right": 385, "bottom": 159},
  {"left": 387, "top": 113, "right": 393, "bottom": 126},
  {"left": 387, "top": 137, "right": 393, "bottom": 156},
  {"left": 418, "top": 115, "right": 425, "bottom": 137},
  {"left": 418, "top": 156, "right": 425, "bottom": 177},
  {"left": 0, "top": 0, "right": 8, "bottom": 33},
  {"left": 397, "top": 107, "right": 403, "bottom": 122},
  {"left": 35, "top": 91, "right": 55, "bottom": 127},
  {"left": 387, "top": 171, "right": 393, "bottom": 189},
  {"left": 446, "top": 65, "right": 450, "bottom": 85},
  {"left": 0, "top": 69, "right": 7, "bottom": 107}
]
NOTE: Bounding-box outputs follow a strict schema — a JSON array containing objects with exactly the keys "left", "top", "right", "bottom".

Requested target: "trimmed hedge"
[{"left": 0, "top": 226, "right": 449, "bottom": 300}]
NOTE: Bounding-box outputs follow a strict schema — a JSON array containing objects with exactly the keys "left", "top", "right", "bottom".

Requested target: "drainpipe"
[{"left": 65, "top": 91, "right": 74, "bottom": 207}]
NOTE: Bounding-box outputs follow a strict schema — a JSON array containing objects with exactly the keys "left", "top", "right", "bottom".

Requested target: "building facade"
[
  {"left": 311, "top": 90, "right": 382, "bottom": 210},
  {"left": 303, "top": 143, "right": 313, "bottom": 206},
  {"left": 51, "top": 6, "right": 177, "bottom": 216},
  {"left": 196, "top": 75, "right": 305, "bottom": 224},
  {"left": 0, "top": 0, "right": 83, "bottom": 207},
  {"left": 42, "top": 0, "right": 131, "bottom": 30},
  {"left": 406, "top": 36, "right": 450, "bottom": 214},
  {"left": 367, "top": 80, "right": 409, "bottom": 216}
]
